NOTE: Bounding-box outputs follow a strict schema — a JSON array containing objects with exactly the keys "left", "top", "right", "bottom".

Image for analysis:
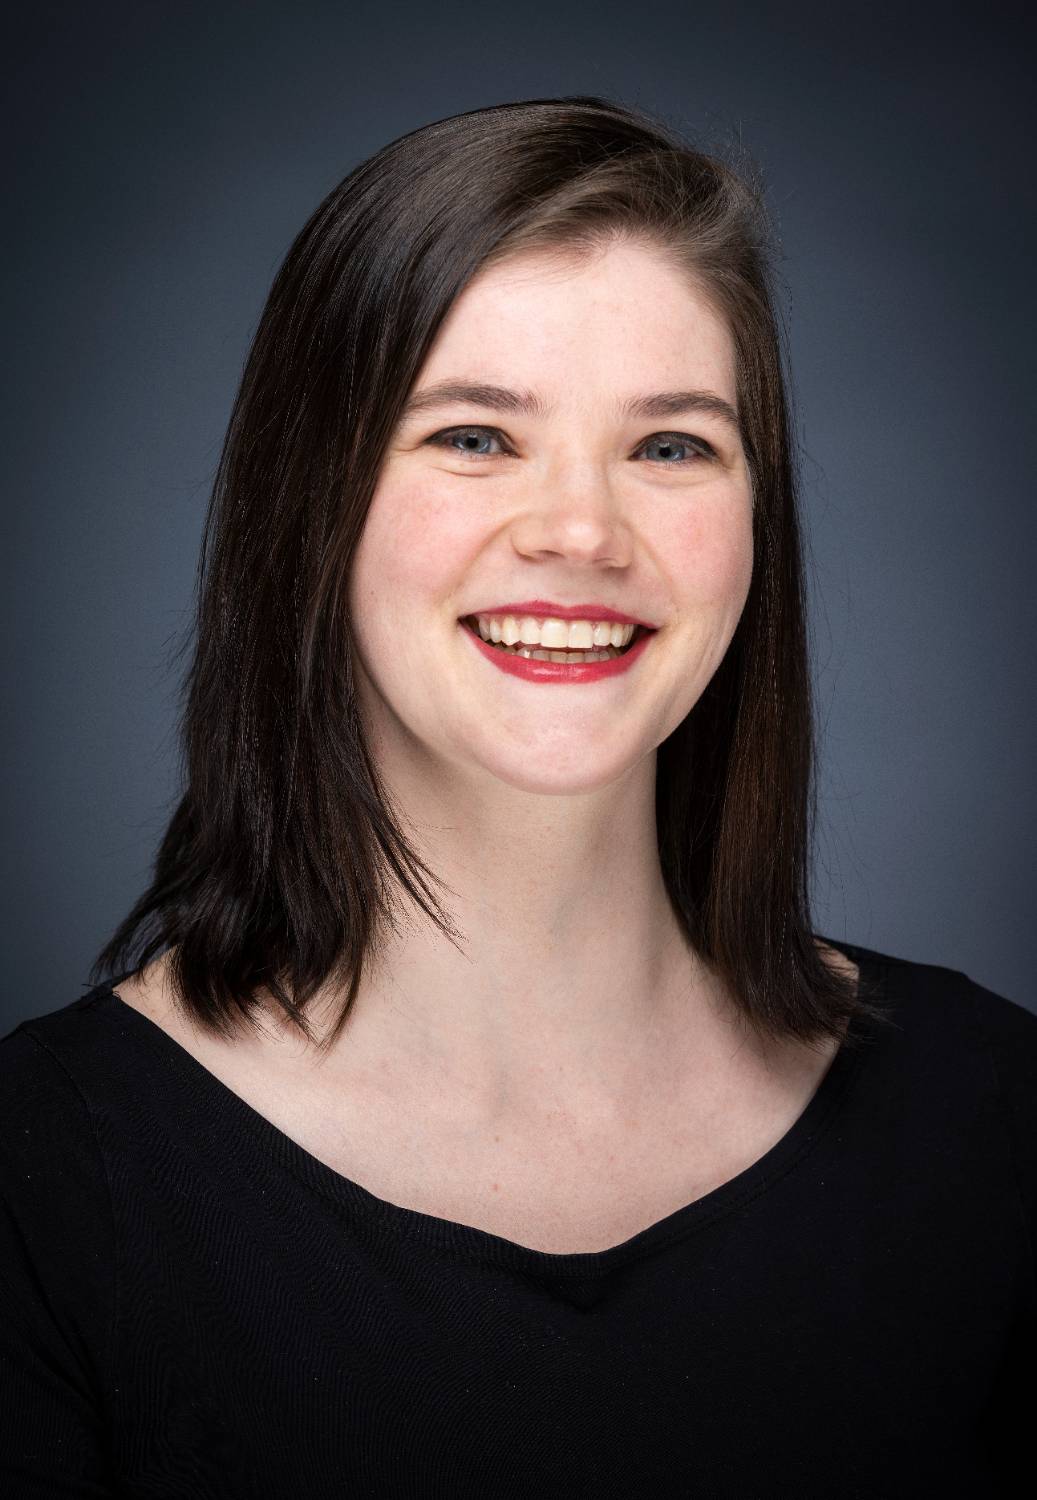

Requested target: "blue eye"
[
  {"left": 640, "top": 433, "right": 714, "bottom": 464},
  {"left": 427, "top": 425, "right": 715, "bottom": 464},
  {"left": 433, "top": 427, "right": 510, "bottom": 458}
]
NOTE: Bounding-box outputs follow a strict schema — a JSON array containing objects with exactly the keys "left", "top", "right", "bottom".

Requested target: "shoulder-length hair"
[{"left": 92, "top": 94, "right": 892, "bottom": 1053}]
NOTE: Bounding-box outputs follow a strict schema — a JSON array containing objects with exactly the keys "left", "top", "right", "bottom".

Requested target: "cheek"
[
  {"left": 668, "top": 498, "right": 754, "bottom": 615},
  {"left": 354, "top": 474, "right": 479, "bottom": 607}
]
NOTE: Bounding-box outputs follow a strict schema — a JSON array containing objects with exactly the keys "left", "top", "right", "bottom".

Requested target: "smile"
[{"left": 459, "top": 616, "right": 656, "bottom": 683}]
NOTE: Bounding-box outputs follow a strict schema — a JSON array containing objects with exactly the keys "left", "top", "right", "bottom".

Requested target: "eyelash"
[{"left": 426, "top": 425, "right": 717, "bottom": 466}]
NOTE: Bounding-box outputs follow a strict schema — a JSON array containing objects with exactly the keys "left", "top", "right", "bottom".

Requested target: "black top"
[{"left": 1, "top": 938, "right": 1034, "bottom": 1498}]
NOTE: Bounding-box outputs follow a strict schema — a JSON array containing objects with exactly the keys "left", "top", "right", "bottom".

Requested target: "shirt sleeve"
[{"left": 0, "top": 1025, "right": 117, "bottom": 1498}]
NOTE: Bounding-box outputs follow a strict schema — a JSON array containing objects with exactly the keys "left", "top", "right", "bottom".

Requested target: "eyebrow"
[{"left": 398, "top": 380, "right": 742, "bottom": 435}]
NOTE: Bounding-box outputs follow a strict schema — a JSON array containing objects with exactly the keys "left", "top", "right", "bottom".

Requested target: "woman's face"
[{"left": 347, "top": 238, "right": 754, "bottom": 797}]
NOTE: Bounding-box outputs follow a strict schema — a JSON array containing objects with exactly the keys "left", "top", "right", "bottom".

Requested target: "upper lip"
[{"left": 462, "top": 600, "right": 657, "bottom": 628}]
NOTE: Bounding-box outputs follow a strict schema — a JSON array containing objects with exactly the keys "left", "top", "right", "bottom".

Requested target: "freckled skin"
[{"left": 347, "top": 239, "right": 754, "bottom": 802}]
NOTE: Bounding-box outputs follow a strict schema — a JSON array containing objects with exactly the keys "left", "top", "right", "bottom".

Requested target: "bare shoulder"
[
  {"left": 112, "top": 950, "right": 228, "bottom": 1057},
  {"left": 111, "top": 951, "right": 314, "bottom": 1082}
]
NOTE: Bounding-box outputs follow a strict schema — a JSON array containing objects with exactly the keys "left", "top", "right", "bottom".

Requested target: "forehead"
[{"left": 418, "top": 240, "right": 737, "bottom": 401}]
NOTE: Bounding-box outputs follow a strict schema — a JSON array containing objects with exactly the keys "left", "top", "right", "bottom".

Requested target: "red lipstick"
[{"left": 458, "top": 618, "right": 656, "bottom": 684}]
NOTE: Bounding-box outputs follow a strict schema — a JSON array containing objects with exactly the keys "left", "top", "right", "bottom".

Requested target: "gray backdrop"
[{"left": 3, "top": 0, "right": 1034, "bottom": 1029}]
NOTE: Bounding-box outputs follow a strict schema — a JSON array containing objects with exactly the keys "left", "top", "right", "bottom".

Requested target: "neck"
[{"left": 277, "top": 750, "right": 745, "bottom": 1128}]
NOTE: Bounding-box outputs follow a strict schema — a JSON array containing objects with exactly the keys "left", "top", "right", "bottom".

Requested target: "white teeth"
[{"left": 473, "top": 614, "right": 636, "bottom": 650}]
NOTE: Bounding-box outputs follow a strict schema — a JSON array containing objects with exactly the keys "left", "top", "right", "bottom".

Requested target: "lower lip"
[{"left": 459, "top": 620, "right": 656, "bottom": 682}]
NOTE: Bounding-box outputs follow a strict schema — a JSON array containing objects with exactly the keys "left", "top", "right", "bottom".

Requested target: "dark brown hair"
[{"left": 91, "top": 94, "right": 892, "bottom": 1053}]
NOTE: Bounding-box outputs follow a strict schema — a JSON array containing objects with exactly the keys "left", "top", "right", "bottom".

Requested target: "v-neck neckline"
[{"left": 94, "top": 936, "right": 888, "bottom": 1276}]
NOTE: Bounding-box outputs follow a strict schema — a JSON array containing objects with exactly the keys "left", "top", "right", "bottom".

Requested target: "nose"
[{"left": 508, "top": 462, "right": 633, "bottom": 569}]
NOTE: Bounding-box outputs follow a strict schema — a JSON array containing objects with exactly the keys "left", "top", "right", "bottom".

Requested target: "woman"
[{"left": 1, "top": 95, "right": 1032, "bottom": 1497}]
